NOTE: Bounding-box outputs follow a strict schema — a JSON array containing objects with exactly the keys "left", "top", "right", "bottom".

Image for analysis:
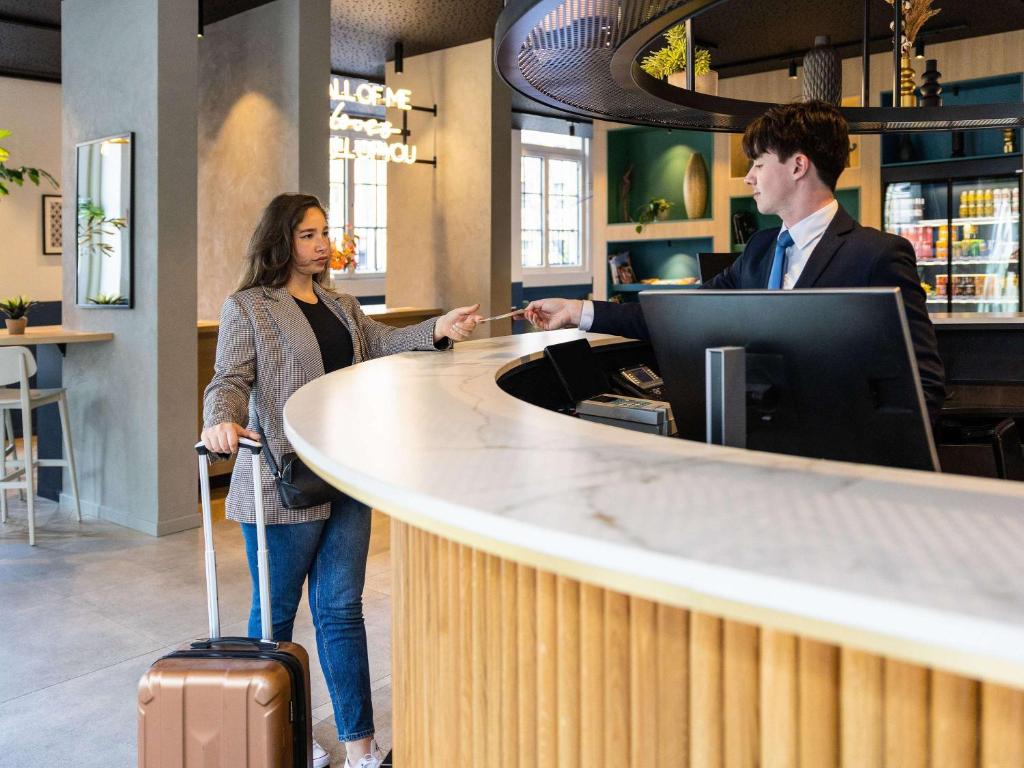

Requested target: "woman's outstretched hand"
[{"left": 434, "top": 303, "right": 484, "bottom": 344}]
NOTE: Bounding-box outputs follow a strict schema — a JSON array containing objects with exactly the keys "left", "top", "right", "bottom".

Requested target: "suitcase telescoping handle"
[{"left": 195, "top": 437, "right": 274, "bottom": 643}]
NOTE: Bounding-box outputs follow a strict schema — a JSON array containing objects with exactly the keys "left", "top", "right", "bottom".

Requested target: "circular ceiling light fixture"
[{"left": 494, "top": 0, "right": 1024, "bottom": 133}]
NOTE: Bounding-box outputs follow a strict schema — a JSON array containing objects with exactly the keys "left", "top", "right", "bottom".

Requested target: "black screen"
[
  {"left": 544, "top": 339, "right": 610, "bottom": 405},
  {"left": 640, "top": 289, "right": 938, "bottom": 471}
]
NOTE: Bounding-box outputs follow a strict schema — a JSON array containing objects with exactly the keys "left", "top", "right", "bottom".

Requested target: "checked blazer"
[{"left": 203, "top": 282, "right": 444, "bottom": 524}]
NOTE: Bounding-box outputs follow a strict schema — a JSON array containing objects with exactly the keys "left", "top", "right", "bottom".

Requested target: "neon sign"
[{"left": 329, "top": 76, "right": 418, "bottom": 165}]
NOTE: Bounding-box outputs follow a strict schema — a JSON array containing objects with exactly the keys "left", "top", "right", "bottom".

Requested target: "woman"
[{"left": 201, "top": 193, "right": 481, "bottom": 768}]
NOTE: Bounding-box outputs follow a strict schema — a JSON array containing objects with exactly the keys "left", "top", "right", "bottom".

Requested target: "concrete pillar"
[
  {"left": 62, "top": 0, "right": 198, "bottom": 535},
  {"left": 386, "top": 39, "right": 513, "bottom": 336},
  {"left": 196, "top": 0, "right": 330, "bottom": 321}
]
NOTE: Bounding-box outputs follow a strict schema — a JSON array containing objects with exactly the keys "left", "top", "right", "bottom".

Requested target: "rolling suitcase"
[{"left": 138, "top": 438, "right": 313, "bottom": 768}]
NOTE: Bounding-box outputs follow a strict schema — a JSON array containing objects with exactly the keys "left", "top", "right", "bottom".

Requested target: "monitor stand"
[{"left": 705, "top": 346, "right": 747, "bottom": 448}]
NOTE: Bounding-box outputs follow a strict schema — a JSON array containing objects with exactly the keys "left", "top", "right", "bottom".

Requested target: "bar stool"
[
  {"left": 0, "top": 346, "right": 81, "bottom": 545},
  {"left": 2, "top": 410, "right": 25, "bottom": 500}
]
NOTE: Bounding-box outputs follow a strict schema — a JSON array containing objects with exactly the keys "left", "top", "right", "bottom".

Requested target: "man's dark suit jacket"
[{"left": 591, "top": 205, "right": 946, "bottom": 420}]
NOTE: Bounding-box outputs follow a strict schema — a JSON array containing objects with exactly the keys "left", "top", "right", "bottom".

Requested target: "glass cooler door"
[
  {"left": 883, "top": 180, "right": 949, "bottom": 311},
  {"left": 947, "top": 176, "right": 1020, "bottom": 313}
]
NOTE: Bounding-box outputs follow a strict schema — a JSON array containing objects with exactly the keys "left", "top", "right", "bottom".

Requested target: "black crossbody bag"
[{"left": 255, "top": 424, "right": 340, "bottom": 509}]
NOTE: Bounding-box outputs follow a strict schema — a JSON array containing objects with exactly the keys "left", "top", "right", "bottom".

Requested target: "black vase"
[
  {"left": 919, "top": 59, "right": 942, "bottom": 107},
  {"left": 951, "top": 131, "right": 965, "bottom": 158},
  {"left": 802, "top": 35, "right": 841, "bottom": 105}
]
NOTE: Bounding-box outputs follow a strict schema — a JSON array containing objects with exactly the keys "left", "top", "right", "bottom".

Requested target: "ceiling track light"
[
  {"left": 914, "top": 40, "right": 925, "bottom": 59},
  {"left": 394, "top": 41, "right": 404, "bottom": 74},
  {"left": 197, "top": 0, "right": 204, "bottom": 38},
  {"left": 788, "top": 60, "right": 798, "bottom": 79}
]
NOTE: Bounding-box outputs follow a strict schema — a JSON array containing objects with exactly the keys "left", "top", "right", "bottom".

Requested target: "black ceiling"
[{"left": 1, "top": 1, "right": 1022, "bottom": 103}]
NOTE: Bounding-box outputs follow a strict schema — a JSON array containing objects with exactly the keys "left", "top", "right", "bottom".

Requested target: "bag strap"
[{"left": 252, "top": 419, "right": 283, "bottom": 480}]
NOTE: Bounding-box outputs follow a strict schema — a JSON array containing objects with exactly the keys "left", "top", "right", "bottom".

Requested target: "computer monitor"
[
  {"left": 697, "top": 252, "right": 739, "bottom": 283},
  {"left": 639, "top": 288, "right": 940, "bottom": 471}
]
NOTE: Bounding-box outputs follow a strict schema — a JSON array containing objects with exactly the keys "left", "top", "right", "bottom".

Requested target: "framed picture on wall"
[{"left": 41, "top": 194, "right": 62, "bottom": 255}]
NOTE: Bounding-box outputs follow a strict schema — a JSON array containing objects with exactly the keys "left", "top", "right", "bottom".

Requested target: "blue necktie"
[{"left": 767, "top": 230, "right": 794, "bottom": 290}]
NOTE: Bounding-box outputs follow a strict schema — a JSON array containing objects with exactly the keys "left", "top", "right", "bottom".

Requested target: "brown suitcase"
[{"left": 138, "top": 438, "right": 313, "bottom": 768}]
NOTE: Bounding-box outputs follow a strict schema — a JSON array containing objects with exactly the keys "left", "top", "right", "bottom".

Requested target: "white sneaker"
[
  {"left": 344, "top": 739, "right": 384, "bottom": 768},
  {"left": 313, "top": 738, "right": 331, "bottom": 768}
]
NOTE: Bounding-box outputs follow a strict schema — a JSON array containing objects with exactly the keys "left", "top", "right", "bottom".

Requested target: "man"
[{"left": 524, "top": 101, "right": 945, "bottom": 420}]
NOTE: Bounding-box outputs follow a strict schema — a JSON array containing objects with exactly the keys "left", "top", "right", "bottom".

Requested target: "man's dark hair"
[{"left": 742, "top": 101, "right": 850, "bottom": 191}]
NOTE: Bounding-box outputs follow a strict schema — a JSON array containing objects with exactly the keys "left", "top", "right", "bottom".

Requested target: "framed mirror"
[{"left": 76, "top": 133, "right": 133, "bottom": 308}]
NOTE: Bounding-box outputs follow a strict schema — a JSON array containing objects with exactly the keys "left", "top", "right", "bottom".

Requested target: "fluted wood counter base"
[{"left": 391, "top": 520, "right": 1024, "bottom": 768}]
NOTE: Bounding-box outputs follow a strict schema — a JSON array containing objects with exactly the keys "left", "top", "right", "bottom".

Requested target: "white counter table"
[{"left": 286, "top": 329, "right": 1024, "bottom": 767}]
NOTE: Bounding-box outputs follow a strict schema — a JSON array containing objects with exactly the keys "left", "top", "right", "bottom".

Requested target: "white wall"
[{"left": 0, "top": 76, "right": 62, "bottom": 301}]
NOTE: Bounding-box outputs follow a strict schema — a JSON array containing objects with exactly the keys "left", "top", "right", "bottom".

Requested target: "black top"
[{"left": 293, "top": 296, "right": 354, "bottom": 373}]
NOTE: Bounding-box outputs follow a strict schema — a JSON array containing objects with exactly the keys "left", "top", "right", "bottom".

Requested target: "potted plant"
[
  {"left": 635, "top": 198, "right": 672, "bottom": 234},
  {"left": 0, "top": 129, "right": 58, "bottom": 198},
  {"left": 0, "top": 295, "right": 39, "bottom": 335},
  {"left": 640, "top": 24, "right": 717, "bottom": 96}
]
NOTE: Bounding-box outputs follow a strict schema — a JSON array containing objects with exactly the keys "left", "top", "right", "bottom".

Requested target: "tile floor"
[{"left": 0, "top": 491, "right": 394, "bottom": 768}]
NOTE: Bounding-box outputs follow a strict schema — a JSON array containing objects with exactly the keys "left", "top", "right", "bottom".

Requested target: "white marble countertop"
[{"left": 285, "top": 329, "right": 1024, "bottom": 688}]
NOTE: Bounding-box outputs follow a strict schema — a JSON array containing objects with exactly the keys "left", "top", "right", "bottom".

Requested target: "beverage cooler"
[{"left": 883, "top": 167, "right": 1022, "bottom": 313}]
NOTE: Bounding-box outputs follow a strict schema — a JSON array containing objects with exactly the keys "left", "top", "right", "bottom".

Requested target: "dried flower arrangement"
[{"left": 883, "top": 0, "right": 942, "bottom": 54}]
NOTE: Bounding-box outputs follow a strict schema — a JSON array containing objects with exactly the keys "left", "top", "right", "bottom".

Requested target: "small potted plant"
[
  {"left": 640, "top": 24, "right": 717, "bottom": 95},
  {"left": 635, "top": 198, "right": 673, "bottom": 233},
  {"left": 0, "top": 295, "right": 39, "bottom": 335}
]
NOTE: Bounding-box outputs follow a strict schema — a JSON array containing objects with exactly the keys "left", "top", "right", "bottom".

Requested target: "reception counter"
[{"left": 285, "top": 330, "right": 1024, "bottom": 767}]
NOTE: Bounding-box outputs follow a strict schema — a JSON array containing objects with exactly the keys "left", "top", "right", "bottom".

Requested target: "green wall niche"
[{"left": 607, "top": 127, "right": 714, "bottom": 224}]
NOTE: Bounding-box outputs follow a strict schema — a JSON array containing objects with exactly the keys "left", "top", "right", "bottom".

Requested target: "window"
[
  {"left": 521, "top": 130, "right": 589, "bottom": 272},
  {"left": 328, "top": 149, "right": 387, "bottom": 274}
]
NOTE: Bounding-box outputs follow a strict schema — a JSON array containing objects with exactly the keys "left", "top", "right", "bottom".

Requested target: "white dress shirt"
[
  {"left": 777, "top": 198, "right": 839, "bottom": 289},
  {"left": 578, "top": 198, "right": 840, "bottom": 331}
]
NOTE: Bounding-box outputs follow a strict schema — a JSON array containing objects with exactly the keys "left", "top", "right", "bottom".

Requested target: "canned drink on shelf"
[
  {"left": 936, "top": 274, "right": 948, "bottom": 297},
  {"left": 983, "top": 274, "right": 999, "bottom": 298}
]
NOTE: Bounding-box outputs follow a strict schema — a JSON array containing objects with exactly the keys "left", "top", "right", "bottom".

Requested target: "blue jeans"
[{"left": 240, "top": 494, "right": 374, "bottom": 742}]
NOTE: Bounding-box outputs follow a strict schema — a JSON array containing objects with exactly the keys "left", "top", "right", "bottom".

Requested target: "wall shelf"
[{"left": 880, "top": 73, "right": 1024, "bottom": 167}]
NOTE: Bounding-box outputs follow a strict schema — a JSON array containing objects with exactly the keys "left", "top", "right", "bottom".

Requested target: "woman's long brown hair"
[{"left": 237, "top": 193, "right": 332, "bottom": 291}]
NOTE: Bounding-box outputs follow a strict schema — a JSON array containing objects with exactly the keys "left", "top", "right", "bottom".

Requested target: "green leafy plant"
[
  {"left": 78, "top": 198, "right": 127, "bottom": 259},
  {"left": 640, "top": 24, "right": 712, "bottom": 81},
  {"left": 0, "top": 295, "right": 40, "bottom": 320},
  {"left": 0, "top": 129, "right": 58, "bottom": 198},
  {"left": 86, "top": 293, "right": 128, "bottom": 305},
  {"left": 634, "top": 197, "right": 673, "bottom": 234}
]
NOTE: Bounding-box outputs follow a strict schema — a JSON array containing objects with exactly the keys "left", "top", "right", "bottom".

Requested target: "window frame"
[
  {"left": 328, "top": 131, "right": 388, "bottom": 278},
  {"left": 520, "top": 138, "right": 591, "bottom": 280}
]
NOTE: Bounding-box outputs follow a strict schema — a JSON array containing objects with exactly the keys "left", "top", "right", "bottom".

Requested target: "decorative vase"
[
  {"left": 683, "top": 152, "right": 708, "bottom": 219},
  {"left": 951, "top": 131, "right": 965, "bottom": 158},
  {"left": 919, "top": 59, "right": 942, "bottom": 107},
  {"left": 897, "top": 134, "right": 915, "bottom": 162},
  {"left": 899, "top": 54, "right": 917, "bottom": 107},
  {"left": 655, "top": 207, "right": 669, "bottom": 221},
  {"left": 5, "top": 317, "right": 27, "bottom": 335},
  {"left": 668, "top": 70, "right": 719, "bottom": 96},
  {"left": 1004, "top": 128, "right": 1017, "bottom": 154},
  {"left": 801, "top": 35, "right": 841, "bottom": 105}
]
